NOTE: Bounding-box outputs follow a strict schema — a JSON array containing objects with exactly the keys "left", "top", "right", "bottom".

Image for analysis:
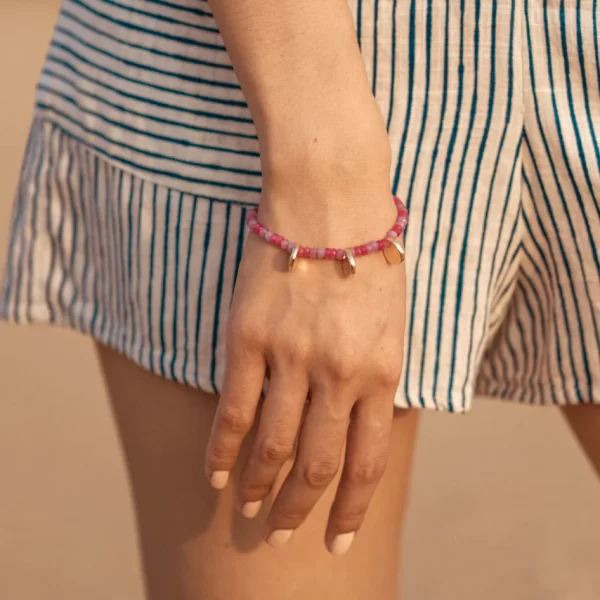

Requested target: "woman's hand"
[{"left": 204, "top": 140, "right": 406, "bottom": 556}]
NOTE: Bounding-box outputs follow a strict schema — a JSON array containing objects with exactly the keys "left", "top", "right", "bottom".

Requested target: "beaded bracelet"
[{"left": 246, "top": 195, "right": 408, "bottom": 276}]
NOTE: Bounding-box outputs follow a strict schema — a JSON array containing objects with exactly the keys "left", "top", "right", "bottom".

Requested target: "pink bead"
[
  {"left": 387, "top": 230, "right": 398, "bottom": 239},
  {"left": 281, "top": 240, "right": 289, "bottom": 251},
  {"left": 300, "top": 247, "right": 310, "bottom": 258},
  {"left": 317, "top": 248, "right": 326, "bottom": 259},
  {"left": 309, "top": 248, "right": 317, "bottom": 259},
  {"left": 336, "top": 249, "right": 345, "bottom": 260},
  {"left": 377, "top": 240, "right": 386, "bottom": 250},
  {"left": 325, "top": 248, "right": 335, "bottom": 259},
  {"left": 368, "top": 241, "right": 378, "bottom": 253},
  {"left": 264, "top": 231, "right": 273, "bottom": 242}
]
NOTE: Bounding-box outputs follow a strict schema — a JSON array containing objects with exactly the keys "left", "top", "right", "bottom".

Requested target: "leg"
[
  {"left": 95, "top": 343, "right": 419, "bottom": 600},
  {"left": 562, "top": 405, "right": 600, "bottom": 479}
]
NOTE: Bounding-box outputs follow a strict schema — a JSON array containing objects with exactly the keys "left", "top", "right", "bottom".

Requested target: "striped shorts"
[{"left": 1, "top": 0, "right": 599, "bottom": 412}]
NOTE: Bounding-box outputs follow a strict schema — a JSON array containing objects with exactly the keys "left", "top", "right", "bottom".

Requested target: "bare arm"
[{"left": 205, "top": 0, "right": 404, "bottom": 556}]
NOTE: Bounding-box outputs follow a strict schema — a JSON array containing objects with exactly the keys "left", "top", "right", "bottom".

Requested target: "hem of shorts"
[
  {"left": 0, "top": 302, "right": 218, "bottom": 396},
  {"left": 4, "top": 304, "right": 598, "bottom": 413}
]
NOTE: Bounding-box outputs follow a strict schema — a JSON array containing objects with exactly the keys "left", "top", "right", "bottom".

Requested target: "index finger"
[{"left": 204, "top": 342, "right": 266, "bottom": 489}]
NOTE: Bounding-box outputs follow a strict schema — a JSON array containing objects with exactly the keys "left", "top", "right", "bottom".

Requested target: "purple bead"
[{"left": 317, "top": 248, "right": 326, "bottom": 259}]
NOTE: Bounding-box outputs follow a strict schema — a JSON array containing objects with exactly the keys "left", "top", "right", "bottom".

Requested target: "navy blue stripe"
[
  {"left": 44, "top": 128, "right": 59, "bottom": 323},
  {"left": 211, "top": 204, "right": 232, "bottom": 392},
  {"left": 526, "top": 0, "right": 600, "bottom": 391},
  {"left": 71, "top": 0, "right": 226, "bottom": 51},
  {"left": 36, "top": 108, "right": 262, "bottom": 194},
  {"left": 356, "top": 0, "right": 363, "bottom": 48},
  {"left": 61, "top": 136, "right": 79, "bottom": 328},
  {"left": 233, "top": 207, "right": 246, "bottom": 289},
  {"left": 75, "top": 140, "right": 92, "bottom": 332},
  {"left": 447, "top": 0, "right": 498, "bottom": 409},
  {"left": 170, "top": 193, "right": 185, "bottom": 381},
  {"left": 417, "top": 0, "right": 469, "bottom": 401},
  {"left": 372, "top": 0, "right": 379, "bottom": 96},
  {"left": 136, "top": 181, "right": 147, "bottom": 365},
  {"left": 386, "top": 0, "right": 398, "bottom": 132},
  {"left": 181, "top": 196, "right": 200, "bottom": 386},
  {"left": 194, "top": 201, "right": 214, "bottom": 388},
  {"left": 594, "top": 0, "right": 600, "bottom": 93},
  {"left": 574, "top": 0, "right": 600, "bottom": 171},
  {"left": 43, "top": 63, "right": 255, "bottom": 138},
  {"left": 403, "top": 0, "right": 451, "bottom": 406},
  {"left": 2, "top": 122, "right": 41, "bottom": 314},
  {"left": 54, "top": 24, "right": 239, "bottom": 92},
  {"left": 555, "top": 3, "right": 600, "bottom": 209},
  {"left": 98, "top": 161, "right": 111, "bottom": 339},
  {"left": 391, "top": 0, "right": 417, "bottom": 192},
  {"left": 63, "top": 3, "right": 228, "bottom": 68},
  {"left": 82, "top": 0, "right": 219, "bottom": 34},
  {"left": 471, "top": 170, "right": 521, "bottom": 375},
  {"left": 113, "top": 168, "right": 127, "bottom": 348},
  {"left": 433, "top": 0, "right": 483, "bottom": 406},
  {"left": 144, "top": 0, "right": 213, "bottom": 19},
  {"left": 522, "top": 163, "right": 582, "bottom": 401},
  {"left": 45, "top": 46, "right": 249, "bottom": 111},
  {"left": 159, "top": 190, "right": 173, "bottom": 378},
  {"left": 146, "top": 185, "right": 158, "bottom": 370},
  {"left": 51, "top": 130, "right": 70, "bottom": 319},
  {"left": 37, "top": 88, "right": 260, "bottom": 164},
  {"left": 122, "top": 175, "right": 135, "bottom": 353},
  {"left": 462, "top": 1, "right": 517, "bottom": 405},
  {"left": 24, "top": 129, "right": 49, "bottom": 322}
]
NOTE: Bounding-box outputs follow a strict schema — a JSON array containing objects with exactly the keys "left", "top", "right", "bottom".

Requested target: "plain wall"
[{"left": 1, "top": 3, "right": 599, "bottom": 599}]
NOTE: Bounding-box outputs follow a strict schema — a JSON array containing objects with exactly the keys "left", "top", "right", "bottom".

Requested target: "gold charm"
[
  {"left": 342, "top": 249, "right": 357, "bottom": 277},
  {"left": 288, "top": 245, "right": 300, "bottom": 272},
  {"left": 383, "top": 238, "right": 405, "bottom": 265}
]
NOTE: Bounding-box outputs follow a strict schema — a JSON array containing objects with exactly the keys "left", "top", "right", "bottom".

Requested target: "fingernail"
[
  {"left": 266, "top": 529, "right": 294, "bottom": 548},
  {"left": 330, "top": 532, "right": 355, "bottom": 556},
  {"left": 241, "top": 500, "right": 263, "bottom": 519},
  {"left": 210, "top": 471, "right": 229, "bottom": 490}
]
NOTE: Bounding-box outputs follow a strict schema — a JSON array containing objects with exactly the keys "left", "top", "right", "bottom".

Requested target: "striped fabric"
[{"left": 2, "top": 0, "right": 599, "bottom": 412}]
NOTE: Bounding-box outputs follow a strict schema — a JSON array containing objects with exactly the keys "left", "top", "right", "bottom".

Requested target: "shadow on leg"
[
  {"left": 562, "top": 404, "right": 600, "bottom": 479},
  {"left": 95, "top": 342, "right": 419, "bottom": 600}
]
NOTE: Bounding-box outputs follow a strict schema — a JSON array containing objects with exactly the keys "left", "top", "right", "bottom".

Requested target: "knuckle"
[
  {"left": 272, "top": 506, "right": 306, "bottom": 528},
  {"left": 302, "top": 458, "right": 340, "bottom": 489},
  {"left": 219, "top": 403, "right": 253, "bottom": 434},
  {"left": 207, "top": 444, "right": 237, "bottom": 466},
  {"left": 332, "top": 509, "right": 366, "bottom": 532},
  {"left": 348, "top": 455, "right": 388, "bottom": 487},
  {"left": 228, "top": 314, "right": 264, "bottom": 348},
  {"left": 325, "top": 351, "right": 362, "bottom": 382},
  {"left": 258, "top": 436, "right": 295, "bottom": 464}
]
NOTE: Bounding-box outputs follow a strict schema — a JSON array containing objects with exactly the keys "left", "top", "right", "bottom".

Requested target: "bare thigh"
[{"left": 95, "top": 343, "right": 419, "bottom": 600}]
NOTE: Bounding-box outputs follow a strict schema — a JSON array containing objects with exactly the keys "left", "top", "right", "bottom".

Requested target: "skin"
[
  {"left": 203, "top": 0, "right": 404, "bottom": 556},
  {"left": 96, "top": 343, "right": 419, "bottom": 600}
]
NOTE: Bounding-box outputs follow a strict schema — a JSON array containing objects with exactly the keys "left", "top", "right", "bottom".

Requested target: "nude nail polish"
[
  {"left": 210, "top": 471, "right": 229, "bottom": 489},
  {"left": 330, "top": 532, "right": 355, "bottom": 556},
  {"left": 241, "top": 500, "right": 262, "bottom": 519},
  {"left": 266, "top": 529, "right": 294, "bottom": 548}
]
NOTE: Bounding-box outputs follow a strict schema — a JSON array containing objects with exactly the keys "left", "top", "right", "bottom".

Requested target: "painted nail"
[
  {"left": 210, "top": 471, "right": 230, "bottom": 490},
  {"left": 330, "top": 532, "right": 355, "bottom": 556},
  {"left": 266, "top": 529, "right": 294, "bottom": 548},
  {"left": 241, "top": 500, "right": 263, "bottom": 519}
]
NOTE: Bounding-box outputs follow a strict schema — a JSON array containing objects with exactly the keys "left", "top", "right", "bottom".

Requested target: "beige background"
[{"left": 1, "top": 3, "right": 599, "bottom": 599}]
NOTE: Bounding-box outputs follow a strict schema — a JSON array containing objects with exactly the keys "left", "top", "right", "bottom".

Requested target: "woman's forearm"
[
  {"left": 208, "top": 1, "right": 389, "bottom": 169},
  {"left": 207, "top": 0, "right": 394, "bottom": 245}
]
